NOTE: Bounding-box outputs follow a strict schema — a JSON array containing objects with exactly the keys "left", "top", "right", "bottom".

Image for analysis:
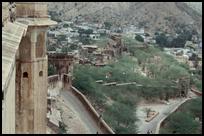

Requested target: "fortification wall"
[
  {"left": 70, "top": 86, "right": 115, "bottom": 134},
  {"left": 48, "top": 75, "right": 61, "bottom": 88},
  {"left": 191, "top": 88, "right": 202, "bottom": 96},
  {"left": 2, "top": 66, "right": 16, "bottom": 134},
  {"left": 47, "top": 75, "right": 115, "bottom": 134}
]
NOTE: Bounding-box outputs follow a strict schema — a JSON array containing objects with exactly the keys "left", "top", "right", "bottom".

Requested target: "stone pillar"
[
  {"left": 44, "top": 30, "right": 47, "bottom": 57},
  {"left": 30, "top": 30, "right": 37, "bottom": 60},
  {"left": 15, "top": 2, "right": 57, "bottom": 134},
  {"left": 66, "top": 66, "right": 69, "bottom": 73}
]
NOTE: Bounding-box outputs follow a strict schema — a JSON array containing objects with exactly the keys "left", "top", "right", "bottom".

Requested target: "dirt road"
[
  {"left": 59, "top": 90, "right": 103, "bottom": 134},
  {"left": 136, "top": 91, "right": 198, "bottom": 134}
]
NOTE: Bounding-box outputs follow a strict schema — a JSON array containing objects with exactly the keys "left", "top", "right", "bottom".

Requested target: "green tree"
[
  {"left": 86, "top": 29, "right": 93, "bottom": 35},
  {"left": 144, "top": 108, "right": 152, "bottom": 118},
  {"left": 168, "top": 112, "right": 199, "bottom": 134},
  {"left": 171, "top": 35, "right": 186, "bottom": 48},
  {"left": 180, "top": 97, "right": 202, "bottom": 119},
  {"left": 155, "top": 33, "right": 167, "bottom": 47},
  {"left": 78, "top": 28, "right": 93, "bottom": 36},
  {"left": 61, "top": 46, "right": 72, "bottom": 53},
  {"left": 47, "top": 46, "right": 56, "bottom": 51},
  {"left": 58, "top": 35, "right": 66, "bottom": 41},
  {"left": 63, "top": 24, "right": 69, "bottom": 28},
  {"left": 59, "top": 121, "right": 67, "bottom": 134},
  {"left": 104, "top": 21, "right": 112, "bottom": 30},
  {"left": 135, "top": 34, "right": 144, "bottom": 42},
  {"left": 69, "top": 44, "right": 78, "bottom": 50},
  {"left": 79, "top": 37, "right": 91, "bottom": 45},
  {"left": 103, "top": 102, "right": 137, "bottom": 134},
  {"left": 48, "top": 64, "right": 57, "bottom": 76}
]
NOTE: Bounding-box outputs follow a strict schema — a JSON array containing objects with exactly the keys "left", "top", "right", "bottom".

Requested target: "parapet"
[
  {"left": 15, "top": 2, "right": 57, "bottom": 27},
  {"left": 16, "top": 2, "right": 48, "bottom": 18},
  {"left": 47, "top": 52, "right": 74, "bottom": 60}
]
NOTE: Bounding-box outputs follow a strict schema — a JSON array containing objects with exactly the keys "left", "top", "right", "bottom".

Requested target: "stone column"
[
  {"left": 38, "top": 28, "right": 47, "bottom": 58},
  {"left": 30, "top": 30, "right": 37, "bottom": 60},
  {"left": 43, "top": 30, "right": 47, "bottom": 57}
]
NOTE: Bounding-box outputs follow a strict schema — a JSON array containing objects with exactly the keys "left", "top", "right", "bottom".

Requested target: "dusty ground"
[
  {"left": 48, "top": 81, "right": 103, "bottom": 134},
  {"left": 59, "top": 90, "right": 102, "bottom": 134},
  {"left": 55, "top": 97, "right": 90, "bottom": 134}
]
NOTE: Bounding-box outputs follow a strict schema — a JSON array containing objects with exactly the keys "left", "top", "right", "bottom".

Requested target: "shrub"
[
  {"left": 135, "top": 35, "right": 144, "bottom": 42},
  {"left": 155, "top": 33, "right": 167, "bottom": 47},
  {"left": 59, "top": 121, "right": 67, "bottom": 134},
  {"left": 104, "top": 21, "right": 112, "bottom": 30},
  {"left": 78, "top": 28, "right": 93, "bottom": 35},
  {"left": 48, "top": 64, "right": 57, "bottom": 76},
  {"left": 103, "top": 102, "right": 137, "bottom": 134},
  {"left": 63, "top": 24, "right": 69, "bottom": 28},
  {"left": 79, "top": 37, "right": 91, "bottom": 45},
  {"left": 61, "top": 46, "right": 72, "bottom": 53},
  {"left": 167, "top": 112, "right": 199, "bottom": 134},
  {"left": 160, "top": 98, "right": 202, "bottom": 134},
  {"left": 47, "top": 46, "right": 56, "bottom": 51}
]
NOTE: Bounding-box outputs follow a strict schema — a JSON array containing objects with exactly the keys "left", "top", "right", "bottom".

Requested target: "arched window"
[
  {"left": 39, "top": 71, "right": 43, "bottom": 77},
  {"left": 23, "top": 72, "right": 28, "bottom": 78}
]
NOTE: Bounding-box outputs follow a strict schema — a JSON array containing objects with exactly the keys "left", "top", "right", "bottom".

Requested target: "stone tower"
[{"left": 15, "top": 2, "right": 57, "bottom": 133}]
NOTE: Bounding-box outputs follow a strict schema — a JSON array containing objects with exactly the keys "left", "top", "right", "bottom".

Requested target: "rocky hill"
[
  {"left": 48, "top": 2, "right": 202, "bottom": 36},
  {"left": 185, "top": 2, "right": 202, "bottom": 15}
]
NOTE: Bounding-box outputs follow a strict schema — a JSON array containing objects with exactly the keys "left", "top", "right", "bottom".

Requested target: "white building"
[
  {"left": 98, "top": 29, "right": 106, "bottom": 34},
  {"left": 90, "top": 34, "right": 100, "bottom": 40},
  {"left": 63, "top": 21, "right": 73, "bottom": 27},
  {"left": 66, "top": 37, "right": 72, "bottom": 43},
  {"left": 123, "top": 25, "right": 145, "bottom": 39}
]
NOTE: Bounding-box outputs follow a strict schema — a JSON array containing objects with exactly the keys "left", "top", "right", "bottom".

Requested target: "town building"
[
  {"left": 105, "top": 34, "right": 125, "bottom": 57},
  {"left": 90, "top": 33, "right": 100, "bottom": 40}
]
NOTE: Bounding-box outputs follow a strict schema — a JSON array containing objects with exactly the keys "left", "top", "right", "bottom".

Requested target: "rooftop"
[
  {"left": 16, "top": 18, "right": 57, "bottom": 26},
  {"left": 2, "top": 21, "right": 28, "bottom": 92},
  {"left": 16, "top": 2, "right": 48, "bottom": 18},
  {"left": 81, "top": 45, "right": 98, "bottom": 49}
]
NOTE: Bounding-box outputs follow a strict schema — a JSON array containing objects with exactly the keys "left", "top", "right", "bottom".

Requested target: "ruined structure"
[
  {"left": 107, "top": 34, "right": 124, "bottom": 57},
  {"left": 47, "top": 52, "right": 74, "bottom": 89},
  {"left": 77, "top": 34, "right": 127, "bottom": 66},
  {"left": 79, "top": 45, "right": 98, "bottom": 59},
  {"left": 2, "top": 2, "right": 57, "bottom": 134},
  {"left": 104, "top": 34, "right": 126, "bottom": 58},
  {"left": 178, "top": 76, "right": 190, "bottom": 97}
]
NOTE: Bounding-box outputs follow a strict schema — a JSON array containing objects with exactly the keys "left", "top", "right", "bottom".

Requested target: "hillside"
[
  {"left": 185, "top": 2, "right": 202, "bottom": 15},
  {"left": 48, "top": 2, "right": 202, "bottom": 36}
]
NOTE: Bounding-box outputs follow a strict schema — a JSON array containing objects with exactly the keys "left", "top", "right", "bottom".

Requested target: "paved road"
[
  {"left": 136, "top": 91, "right": 198, "bottom": 134},
  {"left": 59, "top": 90, "right": 103, "bottom": 134}
]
